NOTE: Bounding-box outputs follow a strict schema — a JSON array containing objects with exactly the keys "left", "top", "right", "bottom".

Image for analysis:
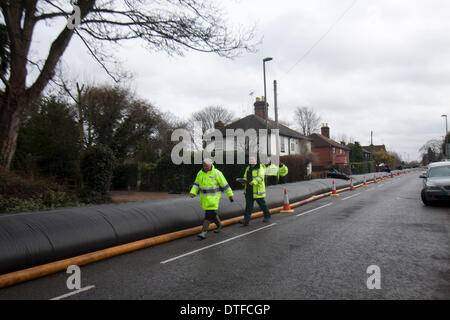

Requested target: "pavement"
[{"left": 0, "top": 171, "right": 448, "bottom": 300}]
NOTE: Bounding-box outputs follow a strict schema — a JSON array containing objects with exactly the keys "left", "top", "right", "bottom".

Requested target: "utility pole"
[
  {"left": 263, "top": 57, "right": 272, "bottom": 157},
  {"left": 442, "top": 114, "right": 448, "bottom": 159},
  {"left": 273, "top": 80, "right": 280, "bottom": 165}
]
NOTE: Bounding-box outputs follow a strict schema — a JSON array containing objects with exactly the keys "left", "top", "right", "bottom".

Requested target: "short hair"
[{"left": 202, "top": 158, "right": 213, "bottom": 165}]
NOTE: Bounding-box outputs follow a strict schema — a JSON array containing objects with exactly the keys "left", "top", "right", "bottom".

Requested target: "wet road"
[{"left": 1, "top": 171, "right": 449, "bottom": 300}]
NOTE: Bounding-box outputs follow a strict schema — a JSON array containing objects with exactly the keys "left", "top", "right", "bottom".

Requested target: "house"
[
  {"left": 214, "top": 97, "right": 313, "bottom": 174},
  {"left": 362, "top": 144, "right": 387, "bottom": 155},
  {"left": 308, "top": 124, "right": 350, "bottom": 170},
  {"left": 362, "top": 147, "right": 373, "bottom": 161}
]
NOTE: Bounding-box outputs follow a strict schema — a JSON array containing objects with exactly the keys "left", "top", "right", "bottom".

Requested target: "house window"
[
  {"left": 280, "top": 137, "right": 285, "bottom": 153},
  {"left": 291, "top": 141, "right": 295, "bottom": 152}
]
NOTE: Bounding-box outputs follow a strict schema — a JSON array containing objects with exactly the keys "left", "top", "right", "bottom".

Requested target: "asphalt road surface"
[{"left": 1, "top": 171, "right": 449, "bottom": 300}]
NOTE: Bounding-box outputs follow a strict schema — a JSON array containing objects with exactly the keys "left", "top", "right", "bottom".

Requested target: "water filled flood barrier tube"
[{"left": 0, "top": 172, "right": 400, "bottom": 276}]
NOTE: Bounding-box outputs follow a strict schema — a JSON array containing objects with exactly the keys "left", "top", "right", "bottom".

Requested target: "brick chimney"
[
  {"left": 321, "top": 123, "right": 330, "bottom": 138},
  {"left": 254, "top": 96, "right": 268, "bottom": 119}
]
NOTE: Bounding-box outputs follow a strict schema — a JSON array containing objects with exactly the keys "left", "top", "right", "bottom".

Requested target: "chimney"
[
  {"left": 254, "top": 96, "right": 268, "bottom": 119},
  {"left": 321, "top": 123, "right": 330, "bottom": 138},
  {"left": 214, "top": 120, "right": 225, "bottom": 130}
]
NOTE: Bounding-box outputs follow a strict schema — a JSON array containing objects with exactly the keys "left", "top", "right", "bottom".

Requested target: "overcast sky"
[{"left": 35, "top": 0, "right": 450, "bottom": 162}]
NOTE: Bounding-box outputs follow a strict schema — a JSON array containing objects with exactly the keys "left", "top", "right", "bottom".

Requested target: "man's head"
[
  {"left": 202, "top": 158, "right": 213, "bottom": 172},
  {"left": 249, "top": 156, "right": 257, "bottom": 167}
]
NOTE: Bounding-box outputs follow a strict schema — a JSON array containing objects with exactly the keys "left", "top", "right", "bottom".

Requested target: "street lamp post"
[
  {"left": 442, "top": 114, "right": 448, "bottom": 159},
  {"left": 263, "top": 57, "right": 273, "bottom": 157}
]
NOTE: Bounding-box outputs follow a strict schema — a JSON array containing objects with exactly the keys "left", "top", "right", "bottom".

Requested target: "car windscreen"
[{"left": 428, "top": 165, "right": 450, "bottom": 177}]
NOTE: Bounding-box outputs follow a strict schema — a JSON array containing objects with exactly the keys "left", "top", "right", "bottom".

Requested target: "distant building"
[
  {"left": 308, "top": 124, "right": 350, "bottom": 170},
  {"left": 362, "top": 147, "right": 373, "bottom": 161},
  {"left": 215, "top": 97, "right": 313, "bottom": 174},
  {"left": 362, "top": 144, "right": 387, "bottom": 155}
]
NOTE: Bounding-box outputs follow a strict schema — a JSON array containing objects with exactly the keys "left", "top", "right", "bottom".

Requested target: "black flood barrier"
[{"left": 0, "top": 172, "right": 394, "bottom": 274}]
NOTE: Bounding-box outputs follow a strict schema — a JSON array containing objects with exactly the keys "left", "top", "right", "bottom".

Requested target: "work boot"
[
  {"left": 239, "top": 220, "right": 249, "bottom": 226},
  {"left": 213, "top": 216, "right": 223, "bottom": 233},
  {"left": 197, "top": 220, "right": 210, "bottom": 240}
]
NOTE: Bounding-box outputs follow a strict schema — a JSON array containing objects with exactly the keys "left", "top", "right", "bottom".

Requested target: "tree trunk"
[{"left": 0, "top": 93, "right": 28, "bottom": 170}]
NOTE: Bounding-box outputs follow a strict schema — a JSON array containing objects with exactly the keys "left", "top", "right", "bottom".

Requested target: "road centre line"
[
  {"left": 341, "top": 192, "right": 361, "bottom": 201},
  {"left": 296, "top": 203, "right": 332, "bottom": 217},
  {"left": 50, "top": 285, "right": 95, "bottom": 300},
  {"left": 160, "top": 223, "right": 277, "bottom": 264}
]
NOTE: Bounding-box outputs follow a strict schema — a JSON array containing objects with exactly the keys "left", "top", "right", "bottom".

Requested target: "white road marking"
[
  {"left": 50, "top": 285, "right": 95, "bottom": 300},
  {"left": 296, "top": 203, "right": 332, "bottom": 217},
  {"left": 161, "top": 223, "right": 277, "bottom": 264},
  {"left": 341, "top": 192, "right": 361, "bottom": 201}
]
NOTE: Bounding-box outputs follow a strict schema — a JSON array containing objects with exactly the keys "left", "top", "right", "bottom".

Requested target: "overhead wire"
[{"left": 282, "top": 0, "right": 359, "bottom": 78}]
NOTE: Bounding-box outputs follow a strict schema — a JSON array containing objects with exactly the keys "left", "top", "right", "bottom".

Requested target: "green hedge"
[
  {"left": 279, "top": 155, "right": 307, "bottom": 183},
  {"left": 112, "top": 163, "right": 139, "bottom": 190},
  {"left": 80, "top": 144, "right": 116, "bottom": 202},
  {"left": 350, "top": 161, "right": 375, "bottom": 174},
  {"left": 116, "top": 152, "right": 309, "bottom": 193}
]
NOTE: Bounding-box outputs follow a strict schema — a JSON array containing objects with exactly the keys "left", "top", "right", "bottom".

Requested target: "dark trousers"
[
  {"left": 268, "top": 176, "right": 278, "bottom": 186},
  {"left": 244, "top": 192, "right": 271, "bottom": 223},
  {"left": 204, "top": 210, "right": 217, "bottom": 221}
]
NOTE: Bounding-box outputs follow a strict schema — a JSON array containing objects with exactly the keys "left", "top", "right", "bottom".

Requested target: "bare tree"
[
  {"left": 294, "top": 106, "right": 321, "bottom": 136},
  {"left": 187, "top": 105, "right": 234, "bottom": 151},
  {"left": 0, "top": 0, "right": 256, "bottom": 170},
  {"left": 190, "top": 105, "right": 234, "bottom": 132}
]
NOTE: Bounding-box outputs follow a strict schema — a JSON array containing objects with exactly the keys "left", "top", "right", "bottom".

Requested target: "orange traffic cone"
[
  {"left": 363, "top": 176, "right": 367, "bottom": 186},
  {"left": 280, "top": 188, "right": 294, "bottom": 213},
  {"left": 350, "top": 178, "right": 355, "bottom": 190},
  {"left": 331, "top": 180, "right": 339, "bottom": 196},
  {"left": 373, "top": 174, "right": 377, "bottom": 183}
]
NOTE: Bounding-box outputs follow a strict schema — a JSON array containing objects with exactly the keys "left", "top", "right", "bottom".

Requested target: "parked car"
[
  {"left": 420, "top": 161, "right": 450, "bottom": 205},
  {"left": 327, "top": 168, "right": 350, "bottom": 180}
]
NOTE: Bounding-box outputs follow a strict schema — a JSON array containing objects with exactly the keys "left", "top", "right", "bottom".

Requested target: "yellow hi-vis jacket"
[
  {"left": 266, "top": 164, "right": 279, "bottom": 176},
  {"left": 243, "top": 165, "right": 266, "bottom": 199},
  {"left": 190, "top": 165, "right": 233, "bottom": 210},
  {"left": 278, "top": 164, "right": 288, "bottom": 177}
]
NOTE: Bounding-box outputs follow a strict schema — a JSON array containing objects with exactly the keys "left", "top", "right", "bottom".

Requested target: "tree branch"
[
  {"left": 74, "top": 28, "right": 121, "bottom": 83},
  {"left": 26, "top": 0, "right": 96, "bottom": 102},
  {"left": 0, "top": 72, "right": 9, "bottom": 89},
  {"left": 35, "top": 12, "right": 67, "bottom": 21}
]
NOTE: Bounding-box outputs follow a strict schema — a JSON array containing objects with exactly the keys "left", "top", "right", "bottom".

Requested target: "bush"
[
  {"left": 11, "top": 97, "right": 80, "bottom": 180},
  {"left": 0, "top": 169, "right": 81, "bottom": 213},
  {"left": 350, "top": 161, "right": 375, "bottom": 174},
  {"left": 279, "top": 155, "right": 308, "bottom": 183},
  {"left": 112, "top": 163, "right": 139, "bottom": 190},
  {"left": 80, "top": 144, "right": 116, "bottom": 202}
]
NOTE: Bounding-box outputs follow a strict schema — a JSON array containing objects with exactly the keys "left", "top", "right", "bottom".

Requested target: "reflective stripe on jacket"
[
  {"left": 243, "top": 165, "right": 266, "bottom": 199},
  {"left": 266, "top": 164, "right": 279, "bottom": 176},
  {"left": 190, "top": 165, "right": 233, "bottom": 210}
]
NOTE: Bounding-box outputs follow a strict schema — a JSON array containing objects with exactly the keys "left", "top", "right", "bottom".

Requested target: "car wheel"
[{"left": 421, "top": 190, "right": 431, "bottom": 206}]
